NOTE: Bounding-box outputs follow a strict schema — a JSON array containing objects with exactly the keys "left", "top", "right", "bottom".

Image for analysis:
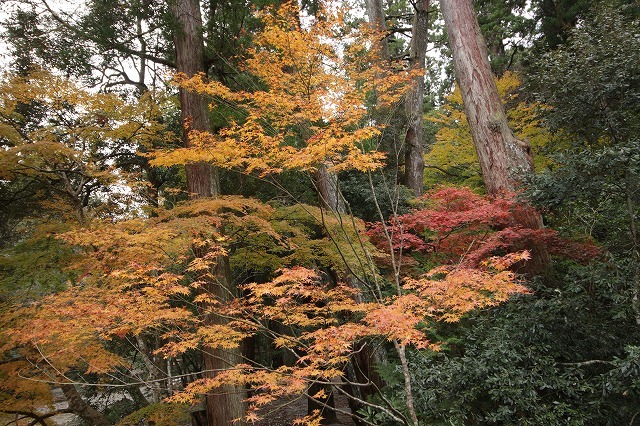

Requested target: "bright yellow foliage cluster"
[{"left": 152, "top": 2, "right": 420, "bottom": 176}]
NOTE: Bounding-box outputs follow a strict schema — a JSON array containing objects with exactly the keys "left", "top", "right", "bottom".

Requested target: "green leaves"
[{"left": 529, "top": 5, "right": 640, "bottom": 147}]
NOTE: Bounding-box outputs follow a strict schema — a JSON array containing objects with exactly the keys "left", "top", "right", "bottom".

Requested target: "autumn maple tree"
[
  {"left": 0, "top": 69, "right": 173, "bottom": 425},
  {"left": 367, "top": 187, "right": 600, "bottom": 269},
  {"left": 1, "top": 193, "right": 532, "bottom": 424},
  {"left": 152, "top": 2, "right": 420, "bottom": 209}
]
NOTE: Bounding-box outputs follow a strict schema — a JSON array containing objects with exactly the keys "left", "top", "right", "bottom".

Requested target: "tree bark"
[
  {"left": 60, "top": 384, "right": 111, "bottom": 426},
  {"left": 402, "top": 0, "right": 429, "bottom": 196},
  {"left": 202, "top": 255, "right": 247, "bottom": 426},
  {"left": 365, "top": 0, "right": 390, "bottom": 60},
  {"left": 169, "top": 0, "right": 220, "bottom": 198},
  {"left": 440, "top": 0, "right": 549, "bottom": 270},
  {"left": 315, "top": 165, "right": 345, "bottom": 213},
  {"left": 366, "top": 0, "right": 426, "bottom": 196},
  {"left": 169, "top": 1, "right": 245, "bottom": 424},
  {"left": 134, "top": 335, "right": 165, "bottom": 403},
  {"left": 440, "top": 0, "right": 532, "bottom": 194}
]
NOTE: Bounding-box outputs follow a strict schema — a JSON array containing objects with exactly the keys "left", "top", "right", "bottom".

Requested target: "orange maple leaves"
[
  {"left": 1, "top": 191, "right": 532, "bottom": 424},
  {"left": 164, "top": 252, "right": 528, "bottom": 422}
]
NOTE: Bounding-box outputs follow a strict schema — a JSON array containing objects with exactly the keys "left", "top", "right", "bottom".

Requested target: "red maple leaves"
[{"left": 367, "top": 186, "right": 600, "bottom": 268}]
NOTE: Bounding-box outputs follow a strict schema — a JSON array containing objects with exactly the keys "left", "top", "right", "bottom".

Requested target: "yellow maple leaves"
[
  {"left": 0, "top": 69, "right": 175, "bottom": 221},
  {"left": 152, "top": 2, "right": 419, "bottom": 177}
]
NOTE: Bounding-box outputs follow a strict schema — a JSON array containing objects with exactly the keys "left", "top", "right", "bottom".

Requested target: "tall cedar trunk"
[
  {"left": 315, "top": 165, "right": 345, "bottom": 213},
  {"left": 440, "top": 0, "right": 549, "bottom": 270},
  {"left": 169, "top": 0, "right": 220, "bottom": 198},
  {"left": 60, "top": 384, "right": 111, "bottom": 426},
  {"left": 402, "top": 0, "right": 429, "bottom": 196},
  {"left": 439, "top": 0, "right": 530, "bottom": 193},
  {"left": 169, "top": 1, "right": 246, "bottom": 424},
  {"left": 202, "top": 255, "right": 246, "bottom": 426},
  {"left": 365, "top": 0, "right": 390, "bottom": 59},
  {"left": 310, "top": 164, "right": 342, "bottom": 418}
]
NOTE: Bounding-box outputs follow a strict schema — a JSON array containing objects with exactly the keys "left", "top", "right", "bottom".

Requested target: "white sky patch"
[{"left": 0, "top": 1, "right": 20, "bottom": 69}]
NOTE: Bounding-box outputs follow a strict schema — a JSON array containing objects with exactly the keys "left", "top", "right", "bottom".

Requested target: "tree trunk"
[
  {"left": 365, "top": 0, "right": 390, "bottom": 60},
  {"left": 440, "top": 0, "right": 549, "bottom": 270},
  {"left": 402, "top": 0, "right": 429, "bottom": 196},
  {"left": 169, "top": 0, "right": 220, "bottom": 198},
  {"left": 315, "top": 165, "right": 345, "bottom": 213},
  {"left": 366, "top": 0, "right": 426, "bottom": 196},
  {"left": 135, "top": 335, "right": 165, "bottom": 403},
  {"left": 169, "top": 1, "right": 245, "bottom": 424},
  {"left": 203, "top": 255, "right": 247, "bottom": 426},
  {"left": 60, "top": 384, "right": 111, "bottom": 426},
  {"left": 440, "top": 0, "right": 532, "bottom": 194}
]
